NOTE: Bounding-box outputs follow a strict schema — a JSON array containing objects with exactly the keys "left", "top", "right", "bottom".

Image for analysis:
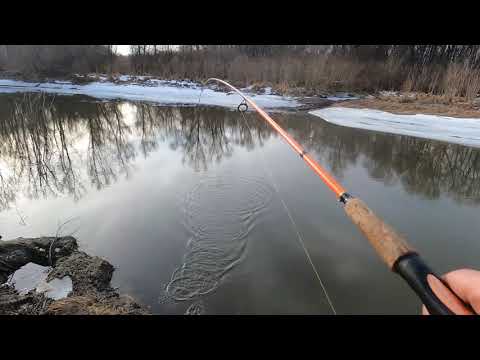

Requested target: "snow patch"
[
  {"left": 9, "top": 263, "right": 49, "bottom": 295},
  {"left": 309, "top": 107, "right": 480, "bottom": 148},
  {"left": 378, "top": 90, "right": 399, "bottom": 97},
  {"left": 118, "top": 75, "right": 131, "bottom": 82},
  {"left": 0, "top": 79, "right": 300, "bottom": 109},
  {"left": 36, "top": 276, "right": 73, "bottom": 300},
  {"left": 8, "top": 262, "right": 72, "bottom": 300},
  {"left": 326, "top": 93, "right": 360, "bottom": 101}
]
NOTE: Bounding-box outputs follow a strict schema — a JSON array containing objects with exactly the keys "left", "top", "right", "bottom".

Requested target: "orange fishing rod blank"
[
  {"left": 206, "top": 78, "right": 347, "bottom": 199},
  {"left": 252, "top": 102, "right": 346, "bottom": 198}
]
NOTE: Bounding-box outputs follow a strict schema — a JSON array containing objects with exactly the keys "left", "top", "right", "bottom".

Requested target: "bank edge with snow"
[
  {"left": 310, "top": 107, "right": 480, "bottom": 148},
  {"left": 0, "top": 79, "right": 300, "bottom": 109}
]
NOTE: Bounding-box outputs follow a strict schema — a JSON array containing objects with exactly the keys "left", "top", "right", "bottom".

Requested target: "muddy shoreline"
[
  {"left": 0, "top": 236, "right": 150, "bottom": 315},
  {"left": 0, "top": 72, "right": 353, "bottom": 112}
]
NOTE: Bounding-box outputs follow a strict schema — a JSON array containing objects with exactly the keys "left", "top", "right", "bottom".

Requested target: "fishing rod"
[{"left": 206, "top": 78, "right": 473, "bottom": 315}]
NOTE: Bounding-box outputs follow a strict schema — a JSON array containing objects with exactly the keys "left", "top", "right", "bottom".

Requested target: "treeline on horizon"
[{"left": 1, "top": 45, "right": 480, "bottom": 99}]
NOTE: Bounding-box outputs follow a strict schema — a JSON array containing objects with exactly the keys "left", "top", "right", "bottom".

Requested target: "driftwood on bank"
[{"left": 0, "top": 236, "right": 149, "bottom": 315}]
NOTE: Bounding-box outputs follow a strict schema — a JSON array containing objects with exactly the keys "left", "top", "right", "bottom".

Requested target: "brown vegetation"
[
  {"left": 122, "top": 45, "right": 480, "bottom": 100},
  {"left": 0, "top": 45, "right": 112, "bottom": 79},
  {"left": 2, "top": 45, "right": 480, "bottom": 101},
  {"left": 45, "top": 295, "right": 146, "bottom": 315},
  {"left": 338, "top": 93, "right": 480, "bottom": 118}
]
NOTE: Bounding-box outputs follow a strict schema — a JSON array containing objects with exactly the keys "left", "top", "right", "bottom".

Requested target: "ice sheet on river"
[
  {"left": 0, "top": 79, "right": 300, "bottom": 109},
  {"left": 310, "top": 107, "right": 480, "bottom": 148}
]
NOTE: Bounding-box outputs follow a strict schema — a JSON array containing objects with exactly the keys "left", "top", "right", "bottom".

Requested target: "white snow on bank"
[
  {"left": 326, "top": 92, "right": 360, "bottom": 101},
  {"left": 0, "top": 79, "right": 300, "bottom": 109},
  {"left": 263, "top": 87, "right": 273, "bottom": 95},
  {"left": 310, "top": 107, "right": 480, "bottom": 148},
  {"left": 36, "top": 276, "right": 73, "bottom": 300},
  {"left": 8, "top": 262, "right": 72, "bottom": 300}
]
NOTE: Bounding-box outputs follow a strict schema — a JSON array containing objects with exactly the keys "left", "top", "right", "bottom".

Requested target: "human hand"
[{"left": 422, "top": 269, "right": 480, "bottom": 315}]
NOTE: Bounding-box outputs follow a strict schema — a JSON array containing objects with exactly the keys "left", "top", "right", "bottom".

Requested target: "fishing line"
[
  {"left": 196, "top": 82, "right": 337, "bottom": 314},
  {"left": 200, "top": 78, "right": 472, "bottom": 315},
  {"left": 196, "top": 83, "right": 205, "bottom": 107},
  {"left": 239, "top": 109, "right": 337, "bottom": 315}
]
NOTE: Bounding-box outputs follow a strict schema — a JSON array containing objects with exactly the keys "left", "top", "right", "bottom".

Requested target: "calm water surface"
[{"left": 1, "top": 93, "right": 480, "bottom": 314}]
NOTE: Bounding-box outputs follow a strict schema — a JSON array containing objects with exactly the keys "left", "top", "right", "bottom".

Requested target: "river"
[{"left": 1, "top": 93, "right": 479, "bottom": 314}]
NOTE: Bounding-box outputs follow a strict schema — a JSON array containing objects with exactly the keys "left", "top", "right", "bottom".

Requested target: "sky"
[
  {"left": 117, "top": 45, "right": 130, "bottom": 55},
  {"left": 115, "top": 45, "right": 180, "bottom": 55}
]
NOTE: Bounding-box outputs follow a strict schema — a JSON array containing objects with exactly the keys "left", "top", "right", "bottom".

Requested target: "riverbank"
[
  {"left": 2, "top": 72, "right": 480, "bottom": 117},
  {"left": 0, "top": 72, "right": 361, "bottom": 111},
  {"left": 0, "top": 73, "right": 302, "bottom": 110},
  {"left": 309, "top": 90, "right": 480, "bottom": 148},
  {"left": 336, "top": 91, "right": 480, "bottom": 118},
  {"left": 2, "top": 71, "right": 480, "bottom": 147},
  {"left": 310, "top": 107, "right": 480, "bottom": 148},
  {"left": 0, "top": 236, "right": 150, "bottom": 315}
]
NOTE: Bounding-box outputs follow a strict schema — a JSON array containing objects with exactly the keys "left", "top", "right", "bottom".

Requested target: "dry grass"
[
  {"left": 4, "top": 46, "right": 480, "bottom": 101},
  {"left": 121, "top": 52, "right": 410, "bottom": 93},
  {"left": 45, "top": 295, "right": 148, "bottom": 315},
  {"left": 131, "top": 52, "right": 480, "bottom": 101},
  {"left": 337, "top": 93, "right": 480, "bottom": 118}
]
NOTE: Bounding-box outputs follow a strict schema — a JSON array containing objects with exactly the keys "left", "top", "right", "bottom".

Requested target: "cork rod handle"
[
  {"left": 343, "top": 197, "right": 473, "bottom": 315},
  {"left": 344, "top": 198, "right": 414, "bottom": 269}
]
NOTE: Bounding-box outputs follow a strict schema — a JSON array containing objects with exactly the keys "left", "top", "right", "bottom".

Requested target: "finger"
[
  {"left": 426, "top": 274, "right": 473, "bottom": 314},
  {"left": 427, "top": 274, "right": 474, "bottom": 315},
  {"left": 442, "top": 269, "right": 480, "bottom": 314},
  {"left": 422, "top": 305, "right": 429, "bottom": 315}
]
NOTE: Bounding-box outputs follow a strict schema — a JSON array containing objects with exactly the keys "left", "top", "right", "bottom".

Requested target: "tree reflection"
[
  {"left": 85, "top": 101, "right": 136, "bottom": 189},
  {"left": 133, "top": 104, "right": 271, "bottom": 172},
  {"left": 0, "top": 93, "right": 84, "bottom": 207},
  {"left": 0, "top": 94, "right": 269, "bottom": 210},
  {"left": 0, "top": 93, "right": 479, "bottom": 213},
  {"left": 279, "top": 114, "right": 480, "bottom": 204}
]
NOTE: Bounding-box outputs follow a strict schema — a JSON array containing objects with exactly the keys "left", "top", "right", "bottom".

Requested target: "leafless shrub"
[
  {"left": 2, "top": 45, "right": 480, "bottom": 101},
  {"left": 439, "top": 61, "right": 480, "bottom": 101},
  {"left": 1, "top": 45, "right": 110, "bottom": 78}
]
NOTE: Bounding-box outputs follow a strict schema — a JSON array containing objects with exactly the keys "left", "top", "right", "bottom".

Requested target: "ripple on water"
[{"left": 163, "top": 173, "right": 274, "bottom": 305}]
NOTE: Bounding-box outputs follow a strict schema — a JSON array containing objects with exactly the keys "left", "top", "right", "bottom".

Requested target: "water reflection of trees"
[
  {"left": 134, "top": 104, "right": 271, "bottom": 171},
  {"left": 1, "top": 92, "right": 479, "bottom": 212},
  {"left": 278, "top": 114, "right": 480, "bottom": 204},
  {"left": 0, "top": 94, "right": 270, "bottom": 210},
  {"left": 85, "top": 101, "right": 136, "bottom": 189},
  {"left": 0, "top": 94, "right": 84, "bottom": 206}
]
